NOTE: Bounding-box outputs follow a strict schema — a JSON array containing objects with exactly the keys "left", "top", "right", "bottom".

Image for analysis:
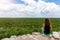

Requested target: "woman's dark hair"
[{"left": 44, "top": 18, "right": 50, "bottom": 34}]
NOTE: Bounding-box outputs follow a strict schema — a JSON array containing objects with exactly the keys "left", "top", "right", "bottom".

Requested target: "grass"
[{"left": 0, "top": 18, "right": 60, "bottom": 39}]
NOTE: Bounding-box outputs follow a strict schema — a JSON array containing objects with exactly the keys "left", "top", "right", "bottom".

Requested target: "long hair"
[
  {"left": 45, "top": 18, "right": 50, "bottom": 25},
  {"left": 44, "top": 18, "right": 50, "bottom": 34}
]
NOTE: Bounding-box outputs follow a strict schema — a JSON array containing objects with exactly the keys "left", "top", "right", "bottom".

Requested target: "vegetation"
[{"left": 0, "top": 18, "right": 60, "bottom": 39}]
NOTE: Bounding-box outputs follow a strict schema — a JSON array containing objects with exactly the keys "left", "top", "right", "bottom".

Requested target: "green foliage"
[{"left": 0, "top": 18, "right": 60, "bottom": 39}]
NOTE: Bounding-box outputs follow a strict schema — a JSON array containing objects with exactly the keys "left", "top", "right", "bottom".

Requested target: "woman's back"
[
  {"left": 44, "top": 24, "right": 50, "bottom": 34},
  {"left": 42, "top": 18, "right": 52, "bottom": 36}
]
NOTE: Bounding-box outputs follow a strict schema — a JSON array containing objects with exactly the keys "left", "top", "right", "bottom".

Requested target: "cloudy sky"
[{"left": 0, "top": 0, "right": 60, "bottom": 18}]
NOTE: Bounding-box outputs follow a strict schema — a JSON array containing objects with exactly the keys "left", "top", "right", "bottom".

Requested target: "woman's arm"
[
  {"left": 50, "top": 25, "right": 52, "bottom": 30},
  {"left": 42, "top": 24, "right": 45, "bottom": 28}
]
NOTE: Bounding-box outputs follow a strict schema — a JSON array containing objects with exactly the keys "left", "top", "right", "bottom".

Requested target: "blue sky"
[
  {"left": 14, "top": 0, "right": 39, "bottom": 5},
  {"left": 14, "top": 0, "right": 28, "bottom": 6},
  {"left": 15, "top": 0, "right": 60, "bottom": 5},
  {"left": 15, "top": 0, "right": 25, "bottom": 4},
  {"left": 45, "top": 0, "right": 60, "bottom": 5}
]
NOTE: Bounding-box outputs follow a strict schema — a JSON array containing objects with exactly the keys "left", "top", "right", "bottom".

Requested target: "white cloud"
[
  {"left": 0, "top": 0, "right": 12, "bottom": 4},
  {"left": 0, "top": 0, "right": 60, "bottom": 18}
]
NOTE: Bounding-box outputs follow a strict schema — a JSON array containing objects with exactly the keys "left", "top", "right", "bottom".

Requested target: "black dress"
[{"left": 44, "top": 24, "right": 50, "bottom": 35}]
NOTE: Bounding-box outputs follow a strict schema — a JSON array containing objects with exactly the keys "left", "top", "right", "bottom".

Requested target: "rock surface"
[{"left": 1, "top": 32, "right": 60, "bottom": 40}]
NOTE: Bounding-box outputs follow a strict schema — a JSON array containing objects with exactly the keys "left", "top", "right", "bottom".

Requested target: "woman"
[{"left": 42, "top": 18, "right": 52, "bottom": 36}]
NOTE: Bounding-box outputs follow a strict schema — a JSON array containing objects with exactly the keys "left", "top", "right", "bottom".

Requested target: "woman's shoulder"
[{"left": 42, "top": 23, "right": 45, "bottom": 28}]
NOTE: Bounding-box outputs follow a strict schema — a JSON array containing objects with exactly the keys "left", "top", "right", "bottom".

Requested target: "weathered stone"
[
  {"left": 1, "top": 38, "right": 10, "bottom": 40},
  {"left": 53, "top": 32, "right": 60, "bottom": 38},
  {"left": 2, "top": 32, "right": 60, "bottom": 40},
  {"left": 10, "top": 35, "right": 17, "bottom": 40}
]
